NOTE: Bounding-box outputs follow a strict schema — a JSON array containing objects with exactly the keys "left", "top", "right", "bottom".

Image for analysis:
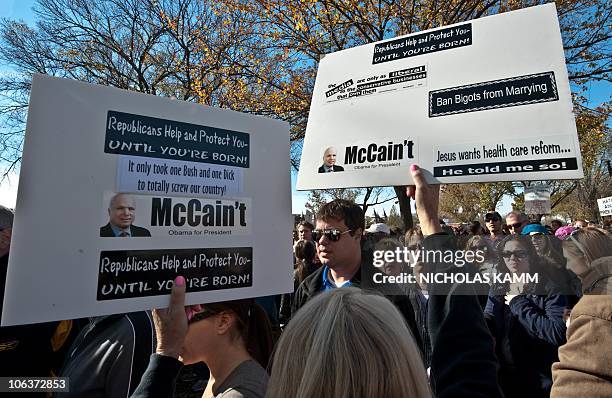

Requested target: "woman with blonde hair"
[
  {"left": 267, "top": 287, "right": 431, "bottom": 398},
  {"left": 551, "top": 227, "right": 612, "bottom": 398}
]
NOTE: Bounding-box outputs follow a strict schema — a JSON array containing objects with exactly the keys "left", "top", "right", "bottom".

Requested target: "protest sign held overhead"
[
  {"left": 2, "top": 75, "right": 292, "bottom": 326},
  {"left": 597, "top": 196, "right": 612, "bottom": 217},
  {"left": 524, "top": 185, "right": 552, "bottom": 215},
  {"left": 297, "top": 4, "right": 583, "bottom": 189}
]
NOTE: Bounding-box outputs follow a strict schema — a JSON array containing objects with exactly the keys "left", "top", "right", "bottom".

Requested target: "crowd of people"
[{"left": 1, "top": 165, "right": 611, "bottom": 397}]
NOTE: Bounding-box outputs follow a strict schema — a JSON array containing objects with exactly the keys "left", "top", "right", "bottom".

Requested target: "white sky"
[{"left": 0, "top": 171, "right": 19, "bottom": 209}]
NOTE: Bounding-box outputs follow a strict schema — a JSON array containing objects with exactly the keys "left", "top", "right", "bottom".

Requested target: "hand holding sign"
[{"left": 406, "top": 165, "right": 442, "bottom": 236}]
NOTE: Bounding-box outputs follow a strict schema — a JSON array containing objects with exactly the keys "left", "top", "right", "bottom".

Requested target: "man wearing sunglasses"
[
  {"left": 290, "top": 199, "right": 424, "bottom": 357},
  {"left": 505, "top": 211, "right": 529, "bottom": 235},
  {"left": 484, "top": 211, "right": 505, "bottom": 249}
]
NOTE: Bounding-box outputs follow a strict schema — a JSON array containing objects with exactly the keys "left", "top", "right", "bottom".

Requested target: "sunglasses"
[
  {"left": 508, "top": 222, "right": 523, "bottom": 229},
  {"left": 188, "top": 309, "right": 218, "bottom": 324},
  {"left": 311, "top": 228, "right": 353, "bottom": 242},
  {"left": 485, "top": 216, "right": 500, "bottom": 222},
  {"left": 501, "top": 250, "right": 528, "bottom": 260}
]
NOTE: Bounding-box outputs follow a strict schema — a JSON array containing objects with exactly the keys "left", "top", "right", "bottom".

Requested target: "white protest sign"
[
  {"left": 297, "top": 4, "right": 583, "bottom": 189},
  {"left": 2, "top": 75, "right": 292, "bottom": 326},
  {"left": 524, "top": 185, "right": 551, "bottom": 215},
  {"left": 597, "top": 196, "right": 612, "bottom": 217}
]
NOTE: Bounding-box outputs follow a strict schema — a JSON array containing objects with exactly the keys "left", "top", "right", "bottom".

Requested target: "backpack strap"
[{"left": 124, "top": 311, "right": 155, "bottom": 396}]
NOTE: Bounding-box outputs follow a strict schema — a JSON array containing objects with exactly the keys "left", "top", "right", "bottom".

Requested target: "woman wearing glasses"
[
  {"left": 523, "top": 224, "right": 581, "bottom": 303},
  {"left": 131, "top": 278, "right": 273, "bottom": 398},
  {"left": 484, "top": 236, "right": 567, "bottom": 398},
  {"left": 551, "top": 228, "right": 612, "bottom": 398}
]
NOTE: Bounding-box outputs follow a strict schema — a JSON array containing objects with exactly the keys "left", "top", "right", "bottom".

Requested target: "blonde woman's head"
[
  {"left": 267, "top": 288, "right": 431, "bottom": 398},
  {"left": 562, "top": 227, "right": 612, "bottom": 277}
]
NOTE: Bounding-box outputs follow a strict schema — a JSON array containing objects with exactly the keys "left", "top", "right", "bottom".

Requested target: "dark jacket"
[
  {"left": 423, "top": 233, "right": 503, "bottom": 398},
  {"left": 100, "top": 223, "right": 151, "bottom": 237},
  {"left": 0, "top": 254, "right": 84, "bottom": 388},
  {"left": 279, "top": 261, "right": 318, "bottom": 325},
  {"left": 485, "top": 277, "right": 567, "bottom": 398},
  {"left": 56, "top": 312, "right": 155, "bottom": 398},
  {"left": 317, "top": 164, "right": 344, "bottom": 173},
  {"left": 291, "top": 252, "right": 425, "bottom": 359}
]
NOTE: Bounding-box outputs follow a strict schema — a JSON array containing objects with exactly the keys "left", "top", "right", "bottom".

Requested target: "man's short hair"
[
  {"left": 505, "top": 210, "right": 527, "bottom": 222},
  {"left": 316, "top": 199, "right": 364, "bottom": 235},
  {"left": 297, "top": 221, "right": 314, "bottom": 231},
  {"left": 323, "top": 146, "right": 337, "bottom": 157},
  {"left": 109, "top": 193, "right": 134, "bottom": 209}
]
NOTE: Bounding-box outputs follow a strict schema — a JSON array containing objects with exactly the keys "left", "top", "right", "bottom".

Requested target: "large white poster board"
[
  {"left": 597, "top": 196, "right": 612, "bottom": 217},
  {"left": 2, "top": 75, "right": 293, "bottom": 326},
  {"left": 297, "top": 4, "right": 583, "bottom": 189}
]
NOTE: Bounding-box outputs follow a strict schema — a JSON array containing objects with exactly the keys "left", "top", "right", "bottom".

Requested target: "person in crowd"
[
  {"left": 555, "top": 225, "right": 576, "bottom": 240},
  {"left": 365, "top": 222, "right": 391, "bottom": 240},
  {"left": 100, "top": 193, "right": 151, "bottom": 237},
  {"left": 131, "top": 282, "right": 273, "bottom": 398},
  {"left": 574, "top": 219, "right": 587, "bottom": 229},
  {"left": 291, "top": 200, "right": 425, "bottom": 358},
  {"left": 58, "top": 312, "right": 156, "bottom": 398},
  {"left": 465, "top": 235, "right": 497, "bottom": 283},
  {"left": 603, "top": 219, "right": 612, "bottom": 234},
  {"left": 317, "top": 146, "right": 344, "bottom": 173},
  {"left": 468, "top": 220, "right": 485, "bottom": 235},
  {"left": 389, "top": 225, "right": 404, "bottom": 242},
  {"left": 522, "top": 223, "right": 581, "bottom": 306},
  {"left": 523, "top": 224, "right": 565, "bottom": 265},
  {"left": 550, "top": 219, "right": 564, "bottom": 233},
  {"left": 551, "top": 227, "right": 612, "bottom": 397},
  {"left": 269, "top": 288, "right": 431, "bottom": 398},
  {"left": 484, "top": 211, "right": 505, "bottom": 248},
  {"left": 485, "top": 235, "right": 567, "bottom": 398},
  {"left": 0, "top": 205, "right": 83, "bottom": 388},
  {"left": 405, "top": 227, "right": 428, "bottom": 297},
  {"left": 279, "top": 239, "right": 318, "bottom": 325},
  {"left": 505, "top": 211, "right": 529, "bottom": 235},
  {"left": 375, "top": 237, "right": 431, "bottom": 366},
  {"left": 270, "top": 164, "right": 502, "bottom": 398},
  {"left": 296, "top": 221, "right": 314, "bottom": 242}
]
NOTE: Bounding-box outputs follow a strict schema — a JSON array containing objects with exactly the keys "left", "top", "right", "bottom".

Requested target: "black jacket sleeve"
[
  {"left": 424, "top": 234, "right": 503, "bottom": 398},
  {"left": 130, "top": 354, "right": 182, "bottom": 398},
  {"left": 508, "top": 293, "right": 567, "bottom": 345}
]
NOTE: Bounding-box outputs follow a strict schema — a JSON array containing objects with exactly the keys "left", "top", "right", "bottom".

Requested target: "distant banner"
[
  {"left": 524, "top": 186, "right": 551, "bottom": 214},
  {"left": 597, "top": 196, "right": 612, "bottom": 216}
]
